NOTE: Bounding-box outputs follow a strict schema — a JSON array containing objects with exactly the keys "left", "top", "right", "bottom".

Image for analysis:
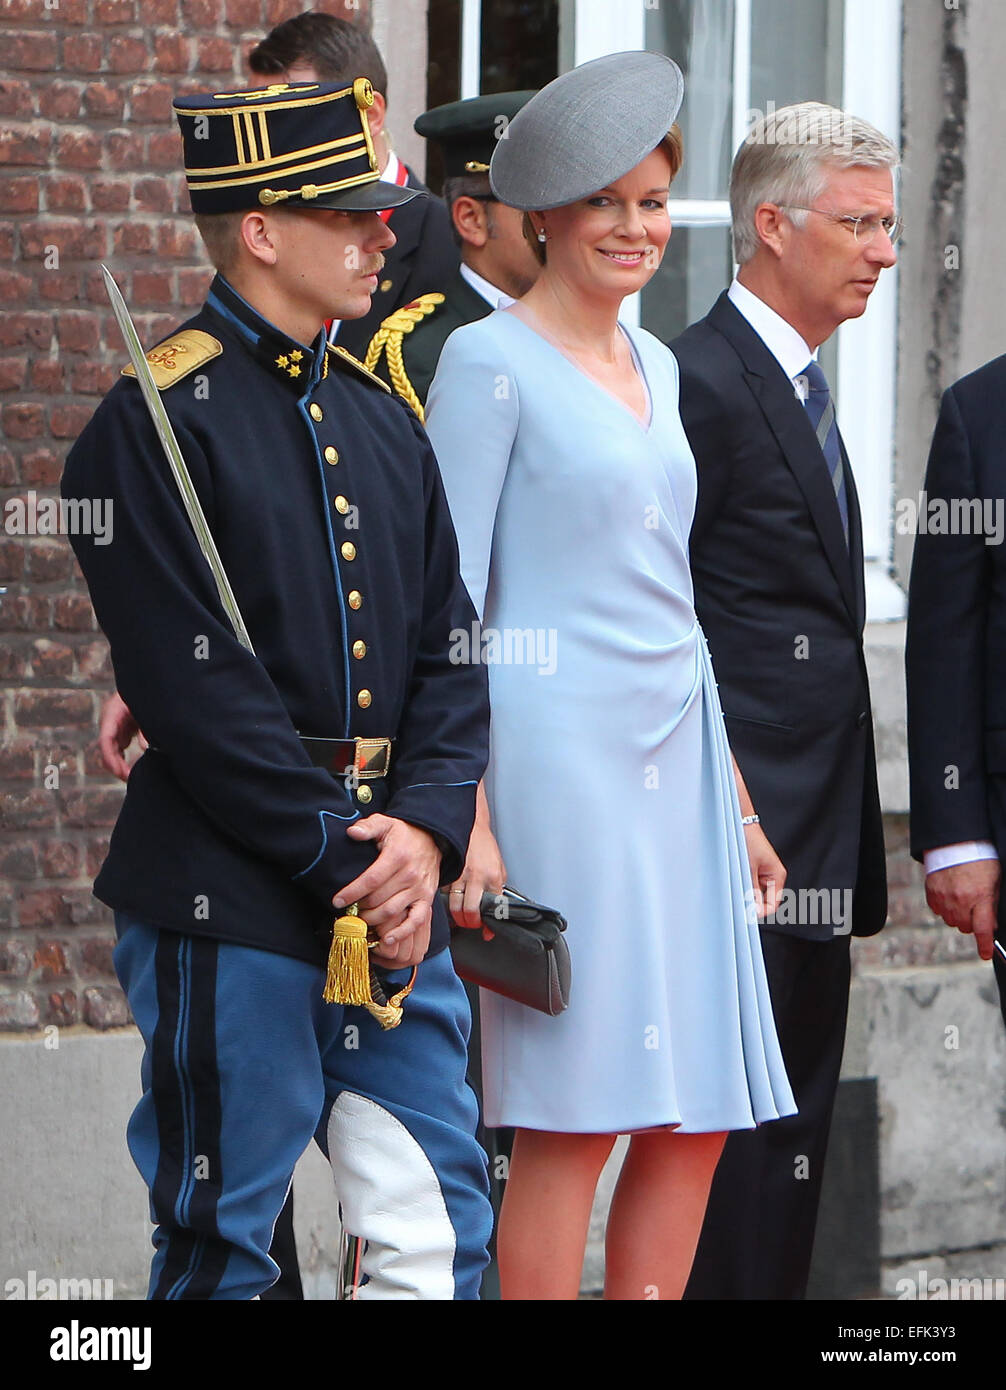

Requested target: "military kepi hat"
[
  {"left": 489, "top": 51, "right": 684, "bottom": 211},
  {"left": 414, "top": 91, "right": 537, "bottom": 179},
  {"left": 173, "top": 80, "right": 419, "bottom": 214}
]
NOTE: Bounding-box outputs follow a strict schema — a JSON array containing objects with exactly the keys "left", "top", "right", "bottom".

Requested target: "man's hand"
[
  {"left": 336, "top": 816, "right": 442, "bottom": 968},
  {"left": 98, "top": 690, "right": 146, "bottom": 783},
  {"left": 925, "top": 859, "right": 1001, "bottom": 961},
  {"left": 745, "top": 822, "right": 787, "bottom": 919}
]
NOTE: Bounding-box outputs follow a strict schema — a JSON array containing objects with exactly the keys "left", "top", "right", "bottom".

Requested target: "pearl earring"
[{"left": 537, "top": 229, "right": 547, "bottom": 243}]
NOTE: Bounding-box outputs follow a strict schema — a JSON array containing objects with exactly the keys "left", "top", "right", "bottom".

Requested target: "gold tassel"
[
  {"left": 362, "top": 968, "right": 418, "bottom": 1031},
  {"left": 323, "top": 903, "right": 373, "bottom": 1005}
]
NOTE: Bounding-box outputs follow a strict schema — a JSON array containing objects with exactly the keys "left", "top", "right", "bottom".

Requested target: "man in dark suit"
[
  {"left": 365, "top": 91, "right": 539, "bottom": 416},
  {"left": 906, "top": 361, "right": 1006, "bottom": 1026},
  {"left": 674, "top": 102, "right": 898, "bottom": 1300},
  {"left": 247, "top": 11, "right": 459, "bottom": 360}
]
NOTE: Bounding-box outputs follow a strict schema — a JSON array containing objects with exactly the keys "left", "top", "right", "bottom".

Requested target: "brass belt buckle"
[{"left": 354, "top": 736, "right": 391, "bottom": 779}]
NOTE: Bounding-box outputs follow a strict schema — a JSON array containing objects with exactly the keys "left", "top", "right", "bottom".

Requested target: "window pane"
[
  {"left": 480, "top": 0, "right": 559, "bottom": 95},
  {"left": 749, "top": 0, "right": 844, "bottom": 114},
  {"left": 645, "top": 0, "right": 736, "bottom": 202},
  {"left": 641, "top": 225, "right": 734, "bottom": 342}
]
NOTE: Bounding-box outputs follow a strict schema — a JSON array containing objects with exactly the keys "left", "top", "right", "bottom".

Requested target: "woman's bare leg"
[
  {"left": 603, "top": 1129, "right": 726, "bottom": 1300},
  {"left": 497, "top": 1128, "right": 617, "bottom": 1300}
]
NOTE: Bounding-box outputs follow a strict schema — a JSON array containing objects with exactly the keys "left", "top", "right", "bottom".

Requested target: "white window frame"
[
  {"left": 461, "top": 0, "right": 903, "bottom": 618},
  {"left": 838, "top": 0, "right": 903, "bottom": 620}
]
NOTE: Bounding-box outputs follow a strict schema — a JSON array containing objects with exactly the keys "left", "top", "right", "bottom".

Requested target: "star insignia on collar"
[
  {"left": 289, "top": 350, "right": 304, "bottom": 362},
  {"left": 275, "top": 354, "right": 289, "bottom": 369},
  {"left": 288, "top": 364, "right": 301, "bottom": 377}
]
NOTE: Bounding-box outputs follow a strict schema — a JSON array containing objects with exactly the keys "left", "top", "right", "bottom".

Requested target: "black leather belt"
[{"left": 299, "top": 735, "right": 392, "bottom": 780}]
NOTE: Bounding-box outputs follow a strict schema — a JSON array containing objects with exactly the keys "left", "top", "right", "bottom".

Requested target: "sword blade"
[{"left": 101, "top": 264, "right": 256, "bottom": 655}]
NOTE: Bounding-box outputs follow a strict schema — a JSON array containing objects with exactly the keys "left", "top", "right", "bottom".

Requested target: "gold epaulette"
[
  {"left": 121, "top": 329, "right": 222, "bottom": 389},
  {"left": 327, "top": 343, "right": 392, "bottom": 393},
  {"left": 363, "top": 293, "right": 446, "bottom": 423}
]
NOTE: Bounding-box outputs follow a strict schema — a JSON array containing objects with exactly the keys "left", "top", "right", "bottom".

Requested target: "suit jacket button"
[
  {"left": 310, "top": 403, "right": 324, "bottom": 422},
  {"left": 379, "top": 279, "right": 392, "bottom": 292},
  {"left": 356, "top": 785, "right": 373, "bottom": 804}
]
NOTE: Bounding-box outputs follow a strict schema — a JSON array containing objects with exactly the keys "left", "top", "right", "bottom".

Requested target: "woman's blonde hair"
[{"left": 523, "top": 124, "right": 684, "bottom": 265}]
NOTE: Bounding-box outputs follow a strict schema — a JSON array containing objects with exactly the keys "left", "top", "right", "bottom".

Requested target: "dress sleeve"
[{"left": 424, "top": 322, "right": 519, "bottom": 619}]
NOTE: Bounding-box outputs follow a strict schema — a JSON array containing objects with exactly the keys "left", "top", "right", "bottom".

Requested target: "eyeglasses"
[{"left": 778, "top": 205, "right": 904, "bottom": 246}]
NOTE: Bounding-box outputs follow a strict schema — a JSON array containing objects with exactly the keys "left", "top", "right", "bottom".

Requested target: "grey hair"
[{"left": 730, "top": 102, "right": 901, "bottom": 264}]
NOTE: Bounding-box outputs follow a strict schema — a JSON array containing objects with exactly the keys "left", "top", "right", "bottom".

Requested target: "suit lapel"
[{"left": 709, "top": 293, "right": 859, "bottom": 624}]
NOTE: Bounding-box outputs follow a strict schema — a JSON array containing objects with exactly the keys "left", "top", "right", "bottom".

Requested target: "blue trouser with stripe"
[{"left": 113, "top": 917, "right": 492, "bottom": 1300}]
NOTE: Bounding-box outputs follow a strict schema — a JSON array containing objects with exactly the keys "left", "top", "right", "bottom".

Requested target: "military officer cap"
[
  {"left": 489, "top": 51, "right": 683, "bottom": 210},
  {"left": 414, "top": 90, "right": 537, "bottom": 179},
  {"left": 173, "top": 79, "right": 420, "bottom": 215}
]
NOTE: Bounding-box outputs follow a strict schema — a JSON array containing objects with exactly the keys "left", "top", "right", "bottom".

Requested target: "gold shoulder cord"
[{"left": 363, "top": 293, "right": 445, "bottom": 423}]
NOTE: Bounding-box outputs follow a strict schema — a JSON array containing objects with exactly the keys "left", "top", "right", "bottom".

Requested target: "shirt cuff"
[{"left": 924, "top": 841, "right": 1000, "bottom": 875}]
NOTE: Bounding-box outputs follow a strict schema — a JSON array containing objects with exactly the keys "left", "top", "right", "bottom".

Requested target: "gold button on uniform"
[
  {"left": 356, "top": 785, "right": 373, "bottom": 804},
  {"left": 309, "top": 403, "right": 323, "bottom": 422},
  {"left": 324, "top": 446, "right": 339, "bottom": 465},
  {"left": 341, "top": 541, "right": 356, "bottom": 561},
  {"left": 352, "top": 640, "right": 366, "bottom": 659},
  {"left": 379, "top": 279, "right": 392, "bottom": 292},
  {"left": 357, "top": 689, "right": 372, "bottom": 709},
  {"left": 348, "top": 590, "right": 362, "bottom": 610},
  {"left": 334, "top": 495, "right": 350, "bottom": 514}
]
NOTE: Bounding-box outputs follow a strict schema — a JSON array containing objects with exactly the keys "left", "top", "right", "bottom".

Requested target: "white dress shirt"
[
  {"left": 459, "top": 261, "right": 516, "bottom": 311},
  {"left": 727, "top": 276, "right": 817, "bottom": 394},
  {"left": 727, "top": 282, "right": 998, "bottom": 878}
]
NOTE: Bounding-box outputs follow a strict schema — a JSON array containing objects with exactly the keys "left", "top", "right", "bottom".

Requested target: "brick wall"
[{"left": 0, "top": 0, "right": 370, "bottom": 1032}]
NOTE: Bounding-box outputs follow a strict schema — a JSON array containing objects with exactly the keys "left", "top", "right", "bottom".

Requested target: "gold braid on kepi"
[{"left": 364, "top": 293, "right": 445, "bottom": 422}]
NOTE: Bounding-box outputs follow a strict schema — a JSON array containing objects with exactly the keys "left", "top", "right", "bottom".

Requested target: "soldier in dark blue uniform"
[{"left": 62, "top": 79, "right": 492, "bottom": 1300}]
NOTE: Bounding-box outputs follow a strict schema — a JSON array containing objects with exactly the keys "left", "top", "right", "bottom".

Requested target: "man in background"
[
  {"left": 248, "top": 11, "right": 458, "bottom": 359},
  {"left": 906, "top": 357, "right": 1006, "bottom": 1029},
  {"left": 364, "top": 91, "right": 538, "bottom": 415},
  {"left": 674, "top": 103, "right": 896, "bottom": 1300}
]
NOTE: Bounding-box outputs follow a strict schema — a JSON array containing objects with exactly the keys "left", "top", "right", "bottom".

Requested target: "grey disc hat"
[{"left": 489, "top": 50, "right": 684, "bottom": 211}]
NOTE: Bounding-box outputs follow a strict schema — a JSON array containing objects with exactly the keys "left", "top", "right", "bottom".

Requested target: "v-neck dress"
[{"left": 425, "top": 310, "right": 795, "bottom": 1133}]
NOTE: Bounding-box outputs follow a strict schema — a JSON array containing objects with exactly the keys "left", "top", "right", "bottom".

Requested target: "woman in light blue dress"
[{"left": 425, "top": 53, "right": 795, "bottom": 1300}]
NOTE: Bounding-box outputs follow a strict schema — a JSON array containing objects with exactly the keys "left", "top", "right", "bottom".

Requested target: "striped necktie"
[{"left": 800, "top": 360, "right": 849, "bottom": 544}]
